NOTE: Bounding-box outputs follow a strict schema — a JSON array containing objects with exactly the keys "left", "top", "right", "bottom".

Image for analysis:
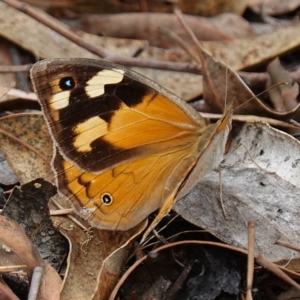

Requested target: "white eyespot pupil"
[
  {"left": 59, "top": 77, "right": 75, "bottom": 90},
  {"left": 102, "top": 193, "right": 112, "bottom": 205}
]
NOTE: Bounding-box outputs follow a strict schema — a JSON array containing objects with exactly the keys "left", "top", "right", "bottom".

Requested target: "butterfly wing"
[
  {"left": 30, "top": 58, "right": 205, "bottom": 173},
  {"left": 30, "top": 58, "right": 211, "bottom": 230},
  {"left": 54, "top": 144, "right": 198, "bottom": 230}
]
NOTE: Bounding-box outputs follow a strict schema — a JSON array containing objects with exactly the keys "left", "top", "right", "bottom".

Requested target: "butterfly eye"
[
  {"left": 59, "top": 77, "right": 75, "bottom": 90},
  {"left": 101, "top": 193, "right": 113, "bottom": 206}
]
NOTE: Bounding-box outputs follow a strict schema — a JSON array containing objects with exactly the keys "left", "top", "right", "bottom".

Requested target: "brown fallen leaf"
[
  {"left": 0, "top": 215, "right": 62, "bottom": 300},
  {"left": 0, "top": 42, "right": 16, "bottom": 91},
  {"left": 202, "top": 22, "right": 300, "bottom": 71},
  {"left": 91, "top": 222, "right": 147, "bottom": 299},
  {"left": 178, "top": 0, "right": 248, "bottom": 16},
  {"left": 0, "top": 114, "right": 52, "bottom": 183},
  {"left": 266, "top": 57, "right": 299, "bottom": 112},
  {"left": 199, "top": 45, "right": 300, "bottom": 120},
  {"left": 22, "top": 0, "right": 247, "bottom": 15},
  {"left": 80, "top": 13, "right": 252, "bottom": 49},
  {"left": 22, "top": 0, "right": 177, "bottom": 14}
]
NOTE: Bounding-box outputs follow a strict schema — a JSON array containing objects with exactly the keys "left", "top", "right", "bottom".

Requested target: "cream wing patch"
[
  {"left": 73, "top": 116, "right": 108, "bottom": 152},
  {"left": 49, "top": 91, "right": 71, "bottom": 110},
  {"left": 85, "top": 69, "right": 124, "bottom": 98}
]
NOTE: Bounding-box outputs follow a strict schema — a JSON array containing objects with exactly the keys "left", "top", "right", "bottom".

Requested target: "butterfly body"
[{"left": 30, "top": 58, "right": 232, "bottom": 234}]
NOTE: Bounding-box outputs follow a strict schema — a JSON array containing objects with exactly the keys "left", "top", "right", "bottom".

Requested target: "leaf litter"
[{"left": 1, "top": 1, "right": 300, "bottom": 299}]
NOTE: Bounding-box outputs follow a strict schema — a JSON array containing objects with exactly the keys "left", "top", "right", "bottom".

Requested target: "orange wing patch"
[{"left": 55, "top": 143, "right": 198, "bottom": 230}]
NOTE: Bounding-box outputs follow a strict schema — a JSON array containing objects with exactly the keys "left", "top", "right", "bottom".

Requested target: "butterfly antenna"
[
  {"left": 225, "top": 58, "right": 228, "bottom": 107},
  {"left": 175, "top": 8, "right": 207, "bottom": 67},
  {"left": 233, "top": 81, "right": 289, "bottom": 113}
]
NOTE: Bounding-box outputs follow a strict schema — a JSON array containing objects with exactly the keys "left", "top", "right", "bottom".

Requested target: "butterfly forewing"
[{"left": 31, "top": 59, "right": 205, "bottom": 173}]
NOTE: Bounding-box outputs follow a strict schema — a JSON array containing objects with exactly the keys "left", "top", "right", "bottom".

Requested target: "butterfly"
[{"left": 30, "top": 58, "right": 232, "bottom": 240}]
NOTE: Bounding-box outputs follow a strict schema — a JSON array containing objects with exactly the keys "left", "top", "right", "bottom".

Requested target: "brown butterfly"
[{"left": 30, "top": 58, "right": 232, "bottom": 240}]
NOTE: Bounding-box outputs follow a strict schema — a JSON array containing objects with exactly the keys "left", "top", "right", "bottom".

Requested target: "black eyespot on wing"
[
  {"left": 102, "top": 193, "right": 113, "bottom": 205},
  {"left": 59, "top": 77, "right": 75, "bottom": 90}
]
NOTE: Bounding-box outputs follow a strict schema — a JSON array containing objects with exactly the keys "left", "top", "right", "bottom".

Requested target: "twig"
[
  {"left": 0, "top": 281, "right": 20, "bottom": 300},
  {"left": 256, "top": 254, "right": 300, "bottom": 291},
  {"left": 2, "top": 0, "right": 204, "bottom": 74},
  {"left": 50, "top": 208, "right": 75, "bottom": 216},
  {"left": 109, "top": 56, "right": 202, "bottom": 73},
  {"left": 275, "top": 240, "right": 300, "bottom": 252},
  {"left": 2, "top": 0, "right": 109, "bottom": 58},
  {"left": 27, "top": 266, "right": 43, "bottom": 300},
  {"left": 0, "top": 265, "right": 27, "bottom": 273},
  {"left": 160, "top": 27, "right": 200, "bottom": 63},
  {"left": 218, "top": 170, "right": 227, "bottom": 219},
  {"left": 165, "top": 259, "right": 195, "bottom": 300},
  {"left": 246, "top": 221, "right": 255, "bottom": 300},
  {"left": 50, "top": 197, "right": 89, "bottom": 231},
  {"left": 0, "top": 64, "right": 32, "bottom": 73}
]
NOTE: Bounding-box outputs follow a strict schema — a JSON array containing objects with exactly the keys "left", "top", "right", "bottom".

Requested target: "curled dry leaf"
[
  {"left": 266, "top": 57, "right": 299, "bottom": 112},
  {"left": 174, "top": 122, "right": 300, "bottom": 262},
  {"left": 200, "top": 46, "right": 300, "bottom": 120},
  {"left": 92, "top": 221, "right": 147, "bottom": 300},
  {"left": 0, "top": 215, "right": 62, "bottom": 300},
  {"left": 58, "top": 218, "right": 146, "bottom": 300}
]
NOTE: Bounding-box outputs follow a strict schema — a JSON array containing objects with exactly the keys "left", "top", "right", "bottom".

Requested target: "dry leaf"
[
  {"left": 175, "top": 122, "right": 300, "bottom": 262},
  {"left": 2, "top": 178, "right": 68, "bottom": 270},
  {"left": 202, "top": 22, "right": 300, "bottom": 71},
  {"left": 0, "top": 114, "right": 52, "bottom": 183},
  {"left": 200, "top": 46, "right": 300, "bottom": 120},
  {"left": 178, "top": 0, "right": 247, "bottom": 16},
  {"left": 81, "top": 13, "right": 240, "bottom": 49},
  {"left": 0, "top": 215, "right": 62, "bottom": 300},
  {"left": 266, "top": 57, "right": 299, "bottom": 112},
  {"left": 0, "top": 151, "right": 18, "bottom": 185},
  {"left": 249, "top": 0, "right": 300, "bottom": 16}
]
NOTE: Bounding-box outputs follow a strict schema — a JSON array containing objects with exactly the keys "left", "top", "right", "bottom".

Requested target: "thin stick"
[
  {"left": 275, "top": 240, "right": 300, "bottom": 252},
  {"left": 234, "top": 143, "right": 276, "bottom": 174},
  {"left": 2, "top": 0, "right": 109, "bottom": 58},
  {"left": 0, "top": 64, "right": 32, "bottom": 73},
  {"left": 218, "top": 170, "right": 227, "bottom": 219},
  {"left": 246, "top": 221, "right": 255, "bottom": 300},
  {"left": 51, "top": 198, "right": 89, "bottom": 232},
  {"left": 27, "top": 266, "right": 43, "bottom": 300},
  {"left": 256, "top": 254, "right": 300, "bottom": 291},
  {"left": 160, "top": 27, "right": 200, "bottom": 63}
]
